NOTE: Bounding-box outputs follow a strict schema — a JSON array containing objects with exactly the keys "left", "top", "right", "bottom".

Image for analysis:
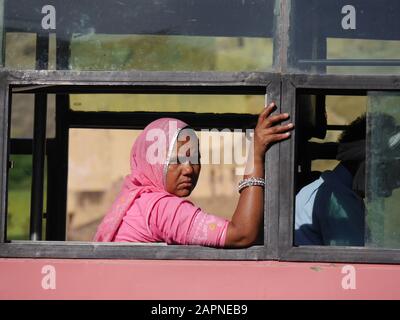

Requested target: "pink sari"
[{"left": 93, "top": 118, "right": 228, "bottom": 247}]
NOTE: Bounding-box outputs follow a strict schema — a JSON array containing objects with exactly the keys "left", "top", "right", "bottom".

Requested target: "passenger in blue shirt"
[{"left": 295, "top": 116, "right": 367, "bottom": 246}]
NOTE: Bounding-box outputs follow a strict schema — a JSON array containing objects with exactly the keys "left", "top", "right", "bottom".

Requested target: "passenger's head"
[
  {"left": 130, "top": 118, "right": 200, "bottom": 198},
  {"left": 338, "top": 115, "right": 366, "bottom": 144}
]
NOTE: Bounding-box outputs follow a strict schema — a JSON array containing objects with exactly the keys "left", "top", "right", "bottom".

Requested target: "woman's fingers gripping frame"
[
  {"left": 263, "top": 123, "right": 294, "bottom": 145},
  {"left": 257, "top": 102, "right": 277, "bottom": 127},
  {"left": 256, "top": 102, "right": 294, "bottom": 146},
  {"left": 257, "top": 102, "right": 292, "bottom": 129}
]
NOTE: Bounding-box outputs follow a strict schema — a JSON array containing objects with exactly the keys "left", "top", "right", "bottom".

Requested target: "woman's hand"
[{"left": 253, "top": 102, "right": 293, "bottom": 160}]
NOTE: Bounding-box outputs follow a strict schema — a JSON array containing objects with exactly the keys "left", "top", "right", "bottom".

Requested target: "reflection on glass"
[
  {"left": 70, "top": 34, "right": 272, "bottom": 71},
  {"left": 70, "top": 93, "right": 264, "bottom": 114},
  {"left": 5, "top": 33, "right": 36, "bottom": 69},
  {"left": 327, "top": 39, "right": 400, "bottom": 74},
  {"left": 366, "top": 93, "right": 400, "bottom": 248}
]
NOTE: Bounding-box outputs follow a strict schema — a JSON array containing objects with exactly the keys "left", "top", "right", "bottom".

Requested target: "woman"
[{"left": 94, "top": 102, "right": 292, "bottom": 248}]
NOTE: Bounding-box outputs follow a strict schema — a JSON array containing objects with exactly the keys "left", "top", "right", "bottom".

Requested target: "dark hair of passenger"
[
  {"left": 338, "top": 113, "right": 398, "bottom": 145},
  {"left": 338, "top": 114, "right": 366, "bottom": 143}
]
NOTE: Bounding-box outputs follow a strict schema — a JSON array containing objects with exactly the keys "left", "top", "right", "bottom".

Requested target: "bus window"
[
  {"left": 6, "top": 90, "right": 263, "bottom": 243},
  {"left": 294, "top": 92, "right": 400, "bottom": 248},
  {"left": 289, "top": 0, "right": 400, "bottom": 74},
  {"left": 4, "top": 0, "right": 276, "bottom": 72}
]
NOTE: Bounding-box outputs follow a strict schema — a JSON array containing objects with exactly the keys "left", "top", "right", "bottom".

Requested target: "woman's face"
[{"left": 166, "top": 130, "right": 201, "bottom": 197}]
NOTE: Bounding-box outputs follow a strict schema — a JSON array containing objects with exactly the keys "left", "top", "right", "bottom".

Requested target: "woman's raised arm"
[{"left": 224, "top": 102, "right": 293, "bottom": 248}]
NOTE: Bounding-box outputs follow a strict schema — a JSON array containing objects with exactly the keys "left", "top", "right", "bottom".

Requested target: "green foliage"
[
  {"left": 7, "top": 189, "right": 30, "bottom": 240},
  {"left": 7, "top": 155, "right": 31, "bottom": 239},
  {"left": 7, "top": 155, "right": 48, "bottom": 240},
  {"left": 8, "top": 155, "right": 32, "bottom": 190}
]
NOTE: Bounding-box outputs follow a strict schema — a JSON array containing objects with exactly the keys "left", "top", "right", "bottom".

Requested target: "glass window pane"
[
  {"left": 5, "top": 0, "right": 276, "bottom": 71},
  {"left": 289, "top": 0, "right": 400, "bottom": 75},
  {"left": 5, "top": 33, "right": 36, "bottom": 69},
  {"left": 326, "top": 38, "right": 400, "bottom": 75},
  {"left": 70, "top": 93, "right": 264, "bottom": 114},
  {"left": 366, "top": 92, "right": 400, "bottom": 248},
  {"left": 70, "top": 34, "right": 273, "bottom": 72}
]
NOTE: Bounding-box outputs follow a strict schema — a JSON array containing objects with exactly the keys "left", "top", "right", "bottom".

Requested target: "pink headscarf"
[{"left": 93, "top": 118, "right": 189, "bottom": 242}]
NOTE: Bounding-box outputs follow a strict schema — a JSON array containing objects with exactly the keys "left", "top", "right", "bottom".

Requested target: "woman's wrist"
[
  {"left": 244, "top": 154, "right": 264, "bottom": 179},
  {"left": 253, "top": 153, "right": 265, "bottom": 163},
  {"left": 253, "top": 143, "right": 267, "bottom": 161}
]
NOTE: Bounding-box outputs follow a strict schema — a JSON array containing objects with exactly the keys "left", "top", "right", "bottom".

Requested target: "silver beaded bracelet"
[{"left": 238, "top": 177, "right": 266, "bottom": 193}]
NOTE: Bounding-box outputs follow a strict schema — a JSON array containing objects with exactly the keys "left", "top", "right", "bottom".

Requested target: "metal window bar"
[
  {"left": 29, "top": 33, "right": 49, "bottom": 240},
  {"left": 45, "top": 32, "right": 71, "bottom": 241},
  {"left": 298, "top": 59, "right": 400, "bottom": 67},
  {"left": 29, "top": 93, "right": 46, "bottom": 240},
  {"left": 0, "top": 81, "right": 9, "bottom": 243}
]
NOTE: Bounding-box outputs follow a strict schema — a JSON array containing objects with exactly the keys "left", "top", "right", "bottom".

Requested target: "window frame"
[
  {"left": 3, "top": 0, "right": 400, "bottom": 264},
  {"left": 279, "top": 73, "right": 400, "bottom": 264},
  {"left": 0, "top": 69, "right": 281, "bottom": 260}
]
